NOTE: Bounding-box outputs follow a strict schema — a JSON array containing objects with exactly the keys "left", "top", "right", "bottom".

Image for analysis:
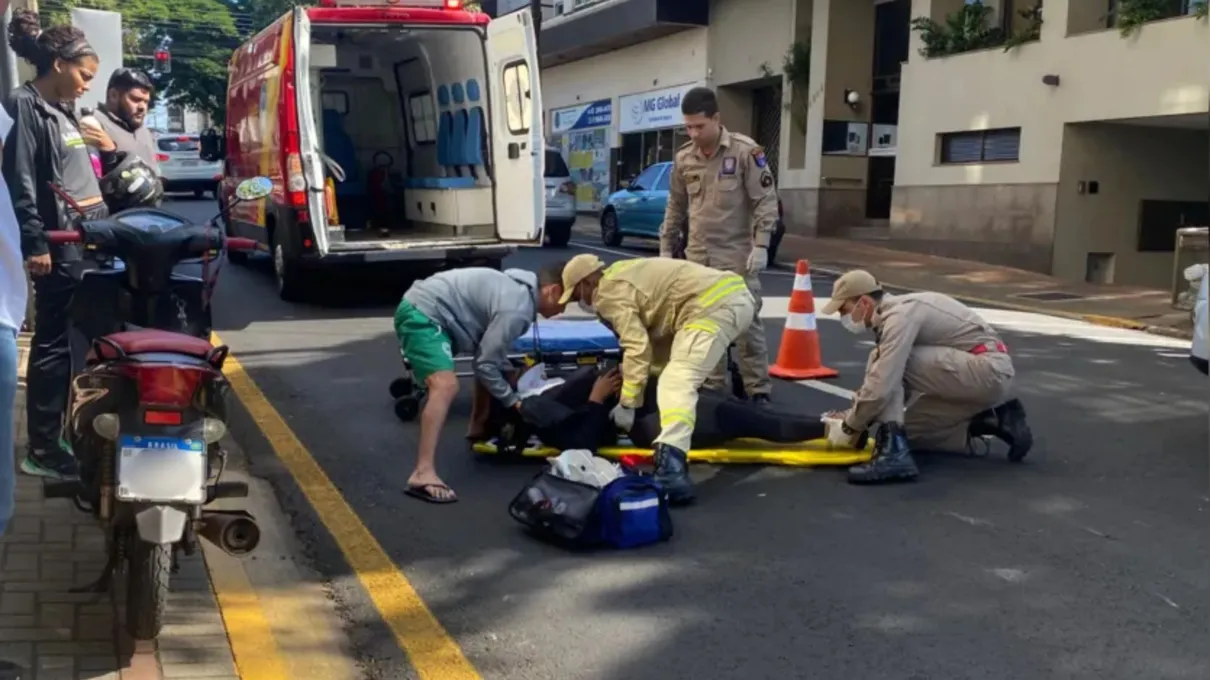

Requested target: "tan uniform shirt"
[
  {"left": 845, "top": 292, "right": 1006, "bottom": 431},
  {"left": 660, "top": 128, "right": 778, "bottom": 268},
  {"left": 594, "top": 258, "right": 750, "bottom": 408}
]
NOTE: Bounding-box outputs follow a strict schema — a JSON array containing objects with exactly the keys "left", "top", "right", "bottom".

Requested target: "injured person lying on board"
[{"left": 488, "top": 365, "right": 828, "bottom": 453}]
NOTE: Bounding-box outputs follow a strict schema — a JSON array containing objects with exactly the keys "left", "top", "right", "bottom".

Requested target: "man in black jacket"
[{"left": 497, "top": 366, "right": 827, "bottom": 453}]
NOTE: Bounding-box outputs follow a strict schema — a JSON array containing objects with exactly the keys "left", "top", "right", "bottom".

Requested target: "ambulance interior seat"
[
  {"left": 406, "top": 82, "right": 474, "bottom": 190},
  {"left": 322, "top": 108, "right": 364, "bottom": 197},
  {"left": 464, "top": 78, "right": 488, "bottom": 181}
]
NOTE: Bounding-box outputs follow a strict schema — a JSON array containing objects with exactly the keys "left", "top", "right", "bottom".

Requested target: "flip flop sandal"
[{"left": 405, "top": 483, "right": 458, "bottom": 504}]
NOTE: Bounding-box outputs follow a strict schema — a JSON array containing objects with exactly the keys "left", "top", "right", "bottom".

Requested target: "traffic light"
[{"left": 154, "top": 49, "right": 171, "bottom": 74}]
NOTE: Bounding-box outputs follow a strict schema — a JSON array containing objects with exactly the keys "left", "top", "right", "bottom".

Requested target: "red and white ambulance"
[{"left": 203, "top": 0, "right": 544, "bottom": 300}]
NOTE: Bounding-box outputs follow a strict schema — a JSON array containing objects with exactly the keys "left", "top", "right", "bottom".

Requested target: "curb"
[
  {"left": 803, "top": 263, "right": 1194, "bottom": 341},
  {"left": 568, "top": 223, "right": 1194, "bottom": 342}
]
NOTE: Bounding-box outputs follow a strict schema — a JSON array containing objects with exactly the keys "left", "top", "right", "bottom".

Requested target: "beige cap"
[
  {"left": 821, "top": 269, "right": 881, "bottom": 315},
  {"left": 557, "top": 254, "right": 606, "bottom": 304}
]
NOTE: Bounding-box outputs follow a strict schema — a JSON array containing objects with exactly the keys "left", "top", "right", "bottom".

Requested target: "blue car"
[{"left": 599, "top": 161, "right": 785, "bottom": 262}]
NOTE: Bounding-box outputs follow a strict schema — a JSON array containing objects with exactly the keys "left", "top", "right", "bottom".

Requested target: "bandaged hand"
[
  {"left": 746, "top": 246, "right": 768, "bottom": 274},
  {"left": 825, "top": 418, "right": 860, "bottom": 449},
  {"left": 610, "top": 405, "right": 636, "bottom": 431}
]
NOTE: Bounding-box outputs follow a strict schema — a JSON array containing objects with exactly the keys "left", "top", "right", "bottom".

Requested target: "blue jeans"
[{"left": 0, "top": 327, "right": 18, "bottom": 537}]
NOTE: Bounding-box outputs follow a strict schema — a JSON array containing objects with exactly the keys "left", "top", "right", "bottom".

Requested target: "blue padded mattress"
[{"left": 510, "top": 319, "right": 619, "bottom": 354}]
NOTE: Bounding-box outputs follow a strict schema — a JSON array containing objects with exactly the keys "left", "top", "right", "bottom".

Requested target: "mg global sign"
[{"left": 618, "top": 83, "right": 699, "bottom": 134}]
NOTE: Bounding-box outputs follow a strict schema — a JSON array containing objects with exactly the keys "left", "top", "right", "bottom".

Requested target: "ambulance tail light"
[
  {"left": 558, "top": 181, "right": 574, "bottom": 195},
  {"left": 444, "top": 0, "right": 462, "bottom": 8},
  {"left": 286, "top": 153, "right": 306, "bottom": 206}
]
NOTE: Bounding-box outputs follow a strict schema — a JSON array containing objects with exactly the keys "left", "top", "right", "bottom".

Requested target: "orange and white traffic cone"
[{"left": 770, "top": 260, "right": 838, "bottom": 380}]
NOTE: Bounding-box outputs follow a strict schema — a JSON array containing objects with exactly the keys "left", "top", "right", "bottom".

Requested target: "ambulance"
[{"left": 201, "top": 0, "right": 544, "bottom": 300}]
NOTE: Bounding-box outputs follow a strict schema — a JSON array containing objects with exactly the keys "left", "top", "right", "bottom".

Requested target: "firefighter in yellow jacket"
[{"left": 555, "top": 254, "right": 757, "bottom": 504}]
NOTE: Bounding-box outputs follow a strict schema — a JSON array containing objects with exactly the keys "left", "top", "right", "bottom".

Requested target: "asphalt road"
[{"left": 165, "top": 197, "right": 1210, "bottom": 680}]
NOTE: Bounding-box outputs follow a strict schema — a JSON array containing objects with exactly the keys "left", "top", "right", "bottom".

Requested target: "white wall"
[
  {"left": 896, "top": 0, "right": 1209, "bottom": 188},
  {"left": 708, "top": 0, "right": 793, "bottom": 87},
  {"left": 71, "top": 8, "right": 122, "bottom": 113},
  {"left": 541, "top": 29, "right": 708, "bottom": 143},
  {"left": 1053, "top": 123, "right": 1209, "bottom": 288}
]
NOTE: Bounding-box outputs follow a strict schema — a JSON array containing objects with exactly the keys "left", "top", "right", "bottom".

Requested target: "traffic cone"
[{"left": 770, "top": 260, "right": 838, "bottom": 380}]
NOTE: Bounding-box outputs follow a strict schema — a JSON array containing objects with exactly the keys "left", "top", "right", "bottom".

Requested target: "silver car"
[
  {"left": 156, "top": 134, "right": 223, "bottom": 198},
  {"left": 544, "top": 147, "right": 575, "bottom": 248}
]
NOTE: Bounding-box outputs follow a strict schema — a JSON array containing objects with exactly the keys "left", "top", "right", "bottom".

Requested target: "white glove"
[
  {"left": 746, "top": 246, "right": 768, "bottom": 274},
  {"left": 610, "top": 405, "right": 636, "bottom": 431},
  {"left": 825, "top": 418, "right": 859, "bottom": 449}
]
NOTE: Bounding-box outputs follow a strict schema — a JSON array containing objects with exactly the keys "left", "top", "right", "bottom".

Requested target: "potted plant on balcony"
[
  {"left": 910, "top": 1, "right": 1003, "bottom": 57},
  {"left": 1114, "top": 0, "right": 1201, "bottom": 36}
]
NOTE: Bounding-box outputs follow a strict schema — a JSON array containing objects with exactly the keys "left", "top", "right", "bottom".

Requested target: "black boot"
[
  {"left": 848, "top": 422, "right": 918, "bottom": 484},
  {"left": 653, "top": 443, "right": 695, "bottom": 505},
  {"left": 996, "top": 399, "right": 1033, "bottom": 462},
  {"left": 968, "top": 399, "right": 1033, "bottom": 462}
]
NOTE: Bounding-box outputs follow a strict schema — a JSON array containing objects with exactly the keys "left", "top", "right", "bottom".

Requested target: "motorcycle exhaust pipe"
[{"left": 198, "top": 510, "right": 261, "bottom": 556}]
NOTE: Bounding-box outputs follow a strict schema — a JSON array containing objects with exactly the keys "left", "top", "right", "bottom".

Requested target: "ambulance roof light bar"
[{"left": 317, "top": 0, "right": 462, "bottom": 8}]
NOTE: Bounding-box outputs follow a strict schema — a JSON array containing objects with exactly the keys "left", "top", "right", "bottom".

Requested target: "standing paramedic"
[
  {"left": 393, "top": 265, "right": 567, "bottom": 504},
  {"left": 661, "top": 86, "right": 778, "bottom": 405},
  {"left": 822, "top": 270, "right": 1033, "bottom": 484},
  {"left": 3, "top": 10, "right": 112, "bottom": 481},
  {"left": 555, "top": 254, "right": 757, "bottom": 505}
]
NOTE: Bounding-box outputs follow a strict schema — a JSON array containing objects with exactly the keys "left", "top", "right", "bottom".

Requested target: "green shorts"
[{"left": 394, "top": 300, "right": 455, "bottom": 383}]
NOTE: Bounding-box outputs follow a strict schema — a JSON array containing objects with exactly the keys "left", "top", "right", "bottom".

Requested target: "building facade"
[{"left": 486, "top": 0, "right": 1208, "bottom": 289}]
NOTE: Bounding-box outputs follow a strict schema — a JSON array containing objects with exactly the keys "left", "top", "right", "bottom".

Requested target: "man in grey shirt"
[{"left": 93, "top": 69, "right": 158, "bottom": 177}]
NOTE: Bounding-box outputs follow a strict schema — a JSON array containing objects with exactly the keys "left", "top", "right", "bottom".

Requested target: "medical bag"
[{"left": 508, "top": 472, "right": 673, "bottom": 550}]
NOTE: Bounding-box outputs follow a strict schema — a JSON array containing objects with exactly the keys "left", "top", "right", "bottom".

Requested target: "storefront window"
[{"left": 619, "top": 127, "right": 688, "bottom": 189}]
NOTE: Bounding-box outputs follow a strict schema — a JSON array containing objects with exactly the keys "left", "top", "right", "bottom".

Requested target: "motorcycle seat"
[{"left": 88, "top": 329, "right": 218, "bottom": 362}]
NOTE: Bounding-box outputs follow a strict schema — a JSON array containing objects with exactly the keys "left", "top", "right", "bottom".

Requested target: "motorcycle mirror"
[{"left": 235, "top": 177, "right": 273, "bottom": 201}]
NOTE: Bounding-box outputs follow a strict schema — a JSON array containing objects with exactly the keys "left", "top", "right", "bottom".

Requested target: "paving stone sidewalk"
[
  {"left": 1, "top": 337, "right": 239, "bottom": 680},
  {"left": 569, "top": 217, "right": 1196, "bottom": 338},
  {"left": 777, "top": 235, "right": 1194, "bottom": 337}
]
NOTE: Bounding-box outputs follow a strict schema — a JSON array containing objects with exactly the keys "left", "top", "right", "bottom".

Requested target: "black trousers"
[{"left": 26, "top": 263, "right": 78, "bottom": 451}]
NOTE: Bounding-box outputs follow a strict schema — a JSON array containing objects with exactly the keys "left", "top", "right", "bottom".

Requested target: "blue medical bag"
[{"left": 508, "top": 472, "right": 673, "bottom": 550}]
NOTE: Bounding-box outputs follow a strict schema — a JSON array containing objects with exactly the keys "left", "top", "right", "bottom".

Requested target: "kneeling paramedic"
[
  {"left": 394, "top": 265, "right": 566, "bottom": 504},
  {"left": 822, "top": 270, "right": 1033, "bottom": 484},
  {"left": 555, "top": 255, "right": 757, "bottom": 504}
]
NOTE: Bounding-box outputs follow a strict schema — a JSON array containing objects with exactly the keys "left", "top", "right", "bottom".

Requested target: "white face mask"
[
  {"left": 577, "top": 299, "right": 596, "bottom": 315},
  {"left": 840, "top": 302, "right": 867, "bottom": 334}
]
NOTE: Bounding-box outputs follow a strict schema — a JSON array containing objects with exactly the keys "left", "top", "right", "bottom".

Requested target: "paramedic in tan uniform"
[
  {"left": 822, "top": 270, "right": 1033, "bottom": 485},
  {"left": 555, "top": 254, "right": 757, "bottom": 505},
  {"left": 660, "top": 86, "right": 778, "bottom": 405}
]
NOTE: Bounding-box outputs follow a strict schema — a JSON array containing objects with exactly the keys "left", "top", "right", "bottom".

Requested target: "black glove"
[{"left": 518, "top": 398, "right": 573, "bottom": 430}]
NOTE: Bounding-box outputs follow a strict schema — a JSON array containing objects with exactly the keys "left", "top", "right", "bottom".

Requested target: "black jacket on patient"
[{"left": 494, "top": 367, "right": 826, "bottom": 452}]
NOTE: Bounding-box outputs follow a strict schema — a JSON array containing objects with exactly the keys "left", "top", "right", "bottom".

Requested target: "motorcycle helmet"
[{"left": 100, "top": 152, "right": 164, "bottom": 211}]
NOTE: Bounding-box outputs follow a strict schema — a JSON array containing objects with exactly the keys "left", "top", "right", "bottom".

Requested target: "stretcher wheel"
[
  {"left": 393, "top": 396, "right": 420, "bottom": 422},
  {"left": 389, "top": 377, "right": 412, "bottom": 400}
]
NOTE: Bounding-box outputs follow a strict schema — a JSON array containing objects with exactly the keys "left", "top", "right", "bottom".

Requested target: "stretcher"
[
  {"left": 389, "top": 319, "right": 746, "bottom": 420},
  {"left": 471, "top": 436, "right": 875, "bottom": 467}
]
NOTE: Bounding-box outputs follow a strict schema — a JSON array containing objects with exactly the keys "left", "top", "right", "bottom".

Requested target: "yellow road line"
[
  {"left": 213, "top": 333, "right": 481, "bottom": 680},
  {"left": 204, "top": 542, "right": 290, "bottom": 679}
]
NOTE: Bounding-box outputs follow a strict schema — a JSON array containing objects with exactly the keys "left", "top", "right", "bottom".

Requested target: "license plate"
[
  {"left": 117, "top": 435, "right": 207, "bottom": 504},
  {"left": 576, "top": 356, "right": 599, "bottom": 365},
  {"left": 180, "top": 159, "right": 198, "bottom": 167}
]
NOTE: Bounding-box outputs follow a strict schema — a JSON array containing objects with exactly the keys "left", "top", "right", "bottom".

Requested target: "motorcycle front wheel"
[{"left": 125, "top": 539, "right": 172, "bottom": 640}]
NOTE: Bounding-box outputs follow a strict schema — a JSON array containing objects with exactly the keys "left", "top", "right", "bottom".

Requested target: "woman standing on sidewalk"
[
  {"left": 0, "top": 93, "right": 27, "bottom": 538},
  {"left": 2, "top": 10, "right": 111, "bottom": 482}
]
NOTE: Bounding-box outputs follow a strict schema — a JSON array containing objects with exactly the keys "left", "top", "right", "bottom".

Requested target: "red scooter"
[{"left": 41, "top": 177, "right": 268, "bottom": 640}]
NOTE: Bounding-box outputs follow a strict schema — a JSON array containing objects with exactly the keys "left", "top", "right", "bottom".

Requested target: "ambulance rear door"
[{"left": 485, "top": 10, "right": 544, "bottom": 245}]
